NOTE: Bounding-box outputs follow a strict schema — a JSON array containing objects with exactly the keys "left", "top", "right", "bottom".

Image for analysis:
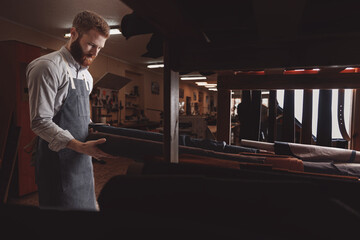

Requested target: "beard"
[{"left": 70, "top": 37, "right": 96, "bottom": 67}]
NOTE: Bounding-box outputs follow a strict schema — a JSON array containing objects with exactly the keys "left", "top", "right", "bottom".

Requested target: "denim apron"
[{"left": 35, "top": 55, "right": 96, "bottom": 211}]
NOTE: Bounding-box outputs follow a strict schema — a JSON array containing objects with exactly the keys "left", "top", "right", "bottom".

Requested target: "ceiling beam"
[
  {"left": 218, "top": 73, "right": 360, "bottom": 90},
  {"left": 172, "top": 34, "right": 360, "bottom": 72}
]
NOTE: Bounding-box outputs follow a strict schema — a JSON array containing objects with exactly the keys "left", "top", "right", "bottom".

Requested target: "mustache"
[{"left": 82, "top": 54, "right": 96, "bottom": 66}]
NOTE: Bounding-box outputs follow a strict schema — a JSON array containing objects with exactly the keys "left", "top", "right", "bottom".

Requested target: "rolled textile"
[
  {"left": 240, "top": 140, "right": 275, "bottom": 152},
  {"left": 166, "top": 153, "right": 303, "bottom": 172},
  {"left": 88, "top": 132, "right": 305, "bottom": 172},
  {"left": 185, "top": 137, "right": 259, "bottom": 153},
  {"left": 146, "top": 153, "right": 267, "bottom": 171},
  {"left": 90, "top": 124, "right": 259, "bottom": 153},
  {"left": 241, "top": 139, "right": 360, "bottom": 163},
  {"left": 304, "top": 162, "right": 360, "bottom": 178},
  {"left": 274, "top": 141, "right": 359, "bottom": 163},
  {"left": 180, "top": 145, "right": 264, "bottom": 163},
  {"left": 90, "top": 124, "right": 170, "bottom": 143},
  {"left": 264, "top": 157, "right": 304, "bottom": 172},
  {"left": 87, "top": 132, "right": 265, "bottom": 164},
  {"left": 220, "top": 150, "right": 304, "bottom": 171}
]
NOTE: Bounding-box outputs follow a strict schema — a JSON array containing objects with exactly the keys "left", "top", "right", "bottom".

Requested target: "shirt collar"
[{"left": 60, "top": 45, "right": 88, "bottom": 71}]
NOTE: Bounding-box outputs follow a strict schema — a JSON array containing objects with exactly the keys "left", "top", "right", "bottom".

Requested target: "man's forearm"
[
  {"left": 66, "top": 139, "right": 86, "bottom": 153},
  {"left": 31, "top": 118, "right": 74, "bottom": 152},
  {"left": 66, "top": 137, "right": 115, "bottom": 160}
]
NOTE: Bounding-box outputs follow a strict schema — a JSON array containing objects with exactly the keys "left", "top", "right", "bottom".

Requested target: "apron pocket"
[{"left": 77, "top": 95, "right": 90, "bottom": 117}]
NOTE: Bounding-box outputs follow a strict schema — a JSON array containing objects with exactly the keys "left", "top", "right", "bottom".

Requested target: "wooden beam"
[
  {"left": 268, "top": 90, "right": 277, "bottom": 142},
  {"left": 238, "top": 90, "right": 252, "bottom": 141},
  {"left": 301, "top": 90, "right": 313, "bottom": 144},
  {"left": 218, "top": 73, "right": 360, "bottom": 90},
  {"left": 216, "top": 87, "right": 231, "bottom": 144},
  {"left": 173, "top": 36, "right": 360, "bottom": 72},
  {"left": 163, "top": 41, "right": 179, "bottom": 163},
  {"left": 316, "top": 90, "right": 332, "bottom": 147},
  {"left": 350, "top": 89, "right": 360, "bottom": 151},
  {"left": 282, "top": 90, "right": 295, "bottom": 142},
  {"left": 252, "top": 90, "right": 262, "bottom": 141}
]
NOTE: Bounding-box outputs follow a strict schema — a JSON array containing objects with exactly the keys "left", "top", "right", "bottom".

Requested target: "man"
[{"left": 26, "top": 10, "right": 115, "bottom": 211}]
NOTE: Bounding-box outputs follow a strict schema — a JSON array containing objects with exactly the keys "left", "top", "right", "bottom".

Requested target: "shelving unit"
[
  {"left": 91, "top": 73, "right": 131, "bottom": 126},
  {"left": 124, "top": 94, "right": 140, "bottom": 122}
]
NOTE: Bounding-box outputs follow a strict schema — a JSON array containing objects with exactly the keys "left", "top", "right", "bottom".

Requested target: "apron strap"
[
  {"left": 82, "top": 73, "right": 89, "bottom": 91},
  {"left": 61, "top": 54, "right": 76, "bottom": 90}
]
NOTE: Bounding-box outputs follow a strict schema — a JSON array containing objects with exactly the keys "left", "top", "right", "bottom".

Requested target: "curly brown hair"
[{"left": 72, "top": 10, "right": 110, "bottom": 38}]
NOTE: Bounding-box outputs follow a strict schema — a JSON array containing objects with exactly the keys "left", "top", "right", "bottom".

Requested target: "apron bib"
[{"left": 36, "top": 55, "right": 96, "bottom": 210}]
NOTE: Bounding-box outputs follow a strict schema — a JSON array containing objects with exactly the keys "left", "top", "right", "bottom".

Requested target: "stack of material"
[
  {"left": 88, "top": 125, "right": 304, "bottom": 172},
  {"left": 241, "top": 139, "right": 360, "bottom": 178}
]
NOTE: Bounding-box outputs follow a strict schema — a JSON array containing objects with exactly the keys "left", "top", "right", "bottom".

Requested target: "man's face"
[{"left": 70, "top": 29, "right": 107, "bottom": 67}]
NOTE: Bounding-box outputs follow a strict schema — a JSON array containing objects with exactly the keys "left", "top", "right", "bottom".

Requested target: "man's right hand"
[{"left": 66, "top": 138, "right": 116, "bottom": 160}]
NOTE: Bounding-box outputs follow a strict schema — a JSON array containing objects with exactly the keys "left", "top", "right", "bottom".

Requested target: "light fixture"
[
  {"left": 147, "top": 64, "right": 164, "bottom": 69},
  {"left": 204, "top": 84, "right": 217, "bottom": 88},
  {"left": 195, "top": 82, "right": 208, "bottom": 86},
  {"left": 64, "top": 27, "right": 122, "bottom": 38},
  {"left": 208, "top": 88, "right": 217, "bottom": 91},
  {"left": 180, "top": 76, "right": 207, "bottom": 80},
  {"left": 109, "top": 29, "right": 121, "bottom": 35}
]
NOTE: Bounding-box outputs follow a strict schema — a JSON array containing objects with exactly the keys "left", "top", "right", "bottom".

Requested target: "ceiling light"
[
  {"left": 110, "top": 29, "right": 122, "bottom": 35},
  {"left": 204, "top": 84, "right": 217, "bottom": 88},
  {"left": 147, "top": 64, "right": 164, "bottom": 69},
  {"left": 64, "top": 28, "right": 122, "bottom": 38},
  {"left": 208, "top": 88, "right": 217, "bottom": 91},
  {"left": 180, "top": 76, "right": 207, "bottom": 80},
  {"left": 195, "top": 82, "right": 208, "bottom": 86},
  {"left": 345, "top": 67, "right": 355, "bottom": 70}
]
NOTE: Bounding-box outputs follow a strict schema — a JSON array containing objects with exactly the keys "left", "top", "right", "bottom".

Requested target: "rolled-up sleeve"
[{"left": 27, "top": 59, "right": 74, "bottom": 152}]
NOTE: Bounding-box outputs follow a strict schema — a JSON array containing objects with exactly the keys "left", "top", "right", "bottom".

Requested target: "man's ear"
[{"left": 70, "top": 27, "right": 79, "bottom": 41}]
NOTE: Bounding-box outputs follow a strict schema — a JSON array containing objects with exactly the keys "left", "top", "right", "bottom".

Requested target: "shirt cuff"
[{"left": 48, "top": 130, "right": 74, "bottom": 152}]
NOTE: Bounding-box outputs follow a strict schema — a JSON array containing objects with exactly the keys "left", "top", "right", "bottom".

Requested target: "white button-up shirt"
[{"left": 26, "top": 46, "right": 93, "bottom": 152}]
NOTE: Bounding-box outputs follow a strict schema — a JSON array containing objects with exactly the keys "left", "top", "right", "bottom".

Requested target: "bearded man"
[{"left": 26, "top": 10, "right": 115, "bottom": 211}]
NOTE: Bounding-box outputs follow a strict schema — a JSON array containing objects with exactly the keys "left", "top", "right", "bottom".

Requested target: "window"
[{"left": 276, "top": 89, "right": 352, "bottom": 139}]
